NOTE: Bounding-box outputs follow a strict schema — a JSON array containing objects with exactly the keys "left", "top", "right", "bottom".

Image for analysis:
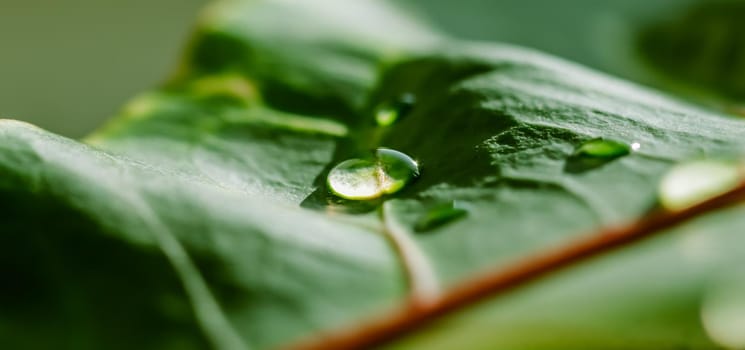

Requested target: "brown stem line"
[{"left": 288, "top": 181, "right": 745, "bottom": 350}]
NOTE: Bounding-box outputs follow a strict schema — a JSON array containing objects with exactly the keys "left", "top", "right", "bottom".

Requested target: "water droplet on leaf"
[
  {"left": 326, "top": 159, "right": 381, "bottom": 200},
  {"left": 565, "top": 138, "right": 634, "bottom": 173},
  {"left": 189, "top": 72, "right": 257, "bottom": 105},
  {"left": 375, "top": 93, "right": 416, "bottom": 126},
  {"left": 659, "top": 160, "right": 741, "bottom": 210},
  {"left": 415, "top": 201, "right": 468, "bottom": 232},
  {"left": 574, "top": 138, "right": 631, "bottom": 158},
  {"left": 327, "top": 148, "right": 419, "bottom": 200}
]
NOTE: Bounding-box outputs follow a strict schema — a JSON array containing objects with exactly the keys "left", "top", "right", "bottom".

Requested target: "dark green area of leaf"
[
  {"left": 0, "top": 190, "right": 207, "bottom": 350},
  {"left": 638, "top": 0, "right": 745, "bottom": 103},
  {"left": 2, "top": 1, "right": 745, "bottom": 349}
]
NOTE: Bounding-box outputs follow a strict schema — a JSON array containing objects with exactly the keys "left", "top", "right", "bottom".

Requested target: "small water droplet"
[
  {"left": 189, "top": 73, "right": 257, "bottom": 105},
  {"left": 327, "top": 148, "right": 419, "bottom": 200},
  {"left": 415, "top": 201, "right": 468, "bottom": 232},
  {"left": 702, "top": 278, "right": 745, "bottom": 349},
  {"left": 574, "top": 138, "right": 631, "bottom": 158},
  {"left": 375, "top": 93, "right": 416, "bottom": 126},
  {"left": 659, "top": 160, "right": 741, "bottom": 210},
  {"left": 565, "top": 138, "right": 634, "bottom": 173}
]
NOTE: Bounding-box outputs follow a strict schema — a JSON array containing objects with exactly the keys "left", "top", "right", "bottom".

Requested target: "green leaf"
[
  {"left": 392, "top": 205, "right": 745, "bottom": 349},
  {"left": 2, "top": 0, "right": 745, "bottom": 349}
]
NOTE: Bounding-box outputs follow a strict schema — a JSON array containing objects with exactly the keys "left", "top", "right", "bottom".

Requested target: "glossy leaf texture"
[{"left": 2, "top": 0, "right": 745, "bottom": 349}]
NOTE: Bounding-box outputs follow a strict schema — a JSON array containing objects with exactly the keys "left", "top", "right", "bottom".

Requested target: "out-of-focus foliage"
[{"left": 638, "top": 0, "right": 745, "bottom": 105}]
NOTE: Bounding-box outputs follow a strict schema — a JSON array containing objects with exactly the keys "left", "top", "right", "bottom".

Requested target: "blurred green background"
[
  {"left": 0, "top": 0, "right": 732, "bottom": 137},
  {"left": 0, "top": 0, "right": 207, "bottom": 137}
]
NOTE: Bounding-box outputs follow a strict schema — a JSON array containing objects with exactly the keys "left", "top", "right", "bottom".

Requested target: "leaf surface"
[{"left": 2, "top": 1, "right": 745, "bottom": 349}]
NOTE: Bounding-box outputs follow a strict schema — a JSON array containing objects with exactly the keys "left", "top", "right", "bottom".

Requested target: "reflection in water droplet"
[
  {"left": 375, "top": 93, "right": 416, "bottom": 126},
  {"left": 565, "top": 138, "right": 635, "bottom": 173},
  {"left": 659, "top": 160, "right": 740, "bottom": 210},
  {"left": 326, "top": 159, "right": 381, "bottom": 200},
  {"left": 702, "top": 278, "right": 745, "bottom": 349},
  {"left": 415, "top": 201, "right": 468, "bottom": 232},
  {"left": 327, "top": 148, "right": 419, "bottom": 200}
]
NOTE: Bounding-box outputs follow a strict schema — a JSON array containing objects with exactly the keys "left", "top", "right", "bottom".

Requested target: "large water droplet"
[
  {"left": 659, "top": 160, "right": 741, "bottom": 210},
  {"left": 327, "top": 148, "right": 419, "bottom": 200},
  {"left": 415, "top": 201, "right": 468, "bottom": 232},
  {"left": 565, "top": 138, "right": 636, "bottom": 173},
  {"left": 702, "top": 278, "right": 745, "bottom": 349},
  {"left": 375, "top": 93, "right": 416, "bottom": 126}
]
